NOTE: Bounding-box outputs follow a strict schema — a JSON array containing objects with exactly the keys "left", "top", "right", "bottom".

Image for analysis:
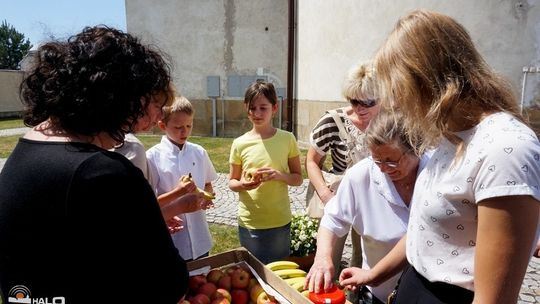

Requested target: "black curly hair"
[{"left": 20, "top": 25, "right": 173, "bottom": 143}]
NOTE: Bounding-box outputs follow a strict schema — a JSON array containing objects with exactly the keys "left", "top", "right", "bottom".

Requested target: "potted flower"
[{"left": 288, "top": 213, "right": 319, "bottom": 270}]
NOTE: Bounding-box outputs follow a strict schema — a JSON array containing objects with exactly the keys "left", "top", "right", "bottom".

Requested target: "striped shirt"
[{"left": 309, "top": 107, "right": 368, "bottom": 173}]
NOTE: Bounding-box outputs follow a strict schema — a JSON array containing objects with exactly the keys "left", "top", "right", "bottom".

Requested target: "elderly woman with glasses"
[
  {"left": 306, "top": 62, "right": 380, "bottom": 294},
  {"left": 306, "top": 110, "right": 431, "bottom": 304}
]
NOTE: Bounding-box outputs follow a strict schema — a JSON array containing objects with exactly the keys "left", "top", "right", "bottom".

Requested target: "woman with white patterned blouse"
[{"left": 339, "top": 10, "right": 540, "bottom": 304}]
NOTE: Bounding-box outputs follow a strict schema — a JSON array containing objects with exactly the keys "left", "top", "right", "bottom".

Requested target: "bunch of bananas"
[
  {"left": 181, "top": 173, "right": 215, "bottom": 200},
  {"left": 266, "top": 261, "right": 310, "bottom": 297}
]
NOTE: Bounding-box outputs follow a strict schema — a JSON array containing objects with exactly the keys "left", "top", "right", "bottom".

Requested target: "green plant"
[{"left": 290, "top": 213, "right": 319, "bottom": 257}]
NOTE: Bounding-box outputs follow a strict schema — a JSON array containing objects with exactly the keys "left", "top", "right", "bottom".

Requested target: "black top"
[{"left": 0, "top": 138, "right": 188, "bottom": 303}]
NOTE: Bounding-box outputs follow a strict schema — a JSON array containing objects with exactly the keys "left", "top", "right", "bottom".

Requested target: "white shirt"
[
  {"left": 146, "top": 136, "right": 218, "bottom": 260},
  {"left": 321, "top": 153, "right": 430, "bottom": 300},
  {"left": 407, "top": 112, "right": 540, "bottom": 291},
  {"left": 112, "top": 133, "right": 151, "bottom": 183}
]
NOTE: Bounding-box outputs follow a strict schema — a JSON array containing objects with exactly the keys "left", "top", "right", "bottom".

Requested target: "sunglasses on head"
[{"left": 349, "top": 98, "right": 378, "bottom": 108}]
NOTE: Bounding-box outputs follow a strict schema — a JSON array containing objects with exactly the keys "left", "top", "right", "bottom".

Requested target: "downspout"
[{"left": 286, "top": 0, "right": 296, "bottom": 133}]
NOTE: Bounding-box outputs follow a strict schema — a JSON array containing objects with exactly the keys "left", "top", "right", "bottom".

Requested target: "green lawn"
[
  {"left": 0, "top": 129, "right": 314, "bottom": 177},
  {"left": 0, "top": 117, "right": 24, "bottom": 129}
]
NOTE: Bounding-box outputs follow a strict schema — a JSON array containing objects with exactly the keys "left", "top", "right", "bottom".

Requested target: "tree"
[{"left": 0, "top": 20, "right": 32, "bottom": 70}]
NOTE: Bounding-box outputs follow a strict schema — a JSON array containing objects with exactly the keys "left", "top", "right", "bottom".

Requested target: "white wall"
[{"left": 296, "top": 0, "right": 540, "bottom": 106}]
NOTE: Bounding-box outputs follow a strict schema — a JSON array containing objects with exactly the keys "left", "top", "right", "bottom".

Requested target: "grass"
[
  {"left": 0, "top": 118, "right": 25, "bottom": 129},
  {"left": 209, "top": 223, "right": 241, "bottom": 255}
]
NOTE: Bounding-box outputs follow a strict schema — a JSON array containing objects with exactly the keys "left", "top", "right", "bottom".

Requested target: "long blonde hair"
[{"left": 374, "top": 9, "right": 522, "bottom": 156}]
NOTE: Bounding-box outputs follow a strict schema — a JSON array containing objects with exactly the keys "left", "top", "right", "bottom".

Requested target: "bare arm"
[
  {"left": 306, "top": 227, "right": 340, "bottom": 293},
  {"left": 306, "top": 147, "right": 334, "bottom": 204},
  {"left": 228, "top": 163, "right": 262, "bottom": 192},
  {"left": 339, "top": 234, "right": 408, "bottom": 289},
  {"left": 258, "top": 155, "right": 303, "bottom": 186},
  {"left": 473, "top": 195, "right": 539, "bottom": 304},
  {"left": 156, "top": 175, "right": 196, "bottom": 207},
  {"left": 160, "top": 192, "right": 203, "bottom": 220}
]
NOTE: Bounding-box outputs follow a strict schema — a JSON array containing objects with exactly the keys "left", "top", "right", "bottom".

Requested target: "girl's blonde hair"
[{"left": 374, "top": 9, "right": 522, "bottom": 156}]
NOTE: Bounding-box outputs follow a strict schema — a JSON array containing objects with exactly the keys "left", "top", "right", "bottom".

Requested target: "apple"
[
  {"left": 249, "top": 283, "right": 265, "bottom": 303},
  {"left": 212, "top": 288, "right": 231, "bottom": 302},
  {"left": 230, "top": 289, "right": 249, "bottom": 304},
  {"left": 178, "top": 300, "right": 190, "bottom": 304},
  {"left": 198, "top": 282, "right": 217, "bottom": 298},
  {"left": 248, "top": 278, "right": 258, "bottom": 290},
  {"left": 256, "top": 291, "right": 277, "bottom": 304},
  {"left": 189, "top": 275, "right": 208, "bottom": 293},
  {"left": 207, "top": 269, "right": 225, "bottom": 284},
  {"left": 191, "top": 293, "right": 210, "bottom": 304},
  {"left": 231, "top": 268, "right": 250, "bottom": 289},
  {"left": 210, "top": 298, "right": 230, "bottom": 304},
  {"left": 225, "top": 265, "right": 240, "bottom": 276},
  {"left": 217, "top": 275, "right": 232, "bottom": 290}
]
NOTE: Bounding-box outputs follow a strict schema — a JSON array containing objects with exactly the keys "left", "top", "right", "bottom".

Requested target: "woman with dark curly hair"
[{"left": 0, "top": 26, "right": 190, "bottom": 303}]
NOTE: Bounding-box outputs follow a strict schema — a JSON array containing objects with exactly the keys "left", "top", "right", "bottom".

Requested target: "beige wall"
[
  {"left": 0, "top": 70, "right": 24, "bottom": 118},
  {"left": 125, "top": 0, "right": 288, "bottom": 99}
]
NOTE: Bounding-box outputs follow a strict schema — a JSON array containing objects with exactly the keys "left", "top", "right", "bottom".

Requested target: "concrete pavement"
[{"left": 1, "top": 128, "right": 539, "bottom": 303}]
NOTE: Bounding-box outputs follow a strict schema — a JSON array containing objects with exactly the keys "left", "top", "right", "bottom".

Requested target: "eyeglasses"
[
  {"left": 371, "top": 152, "right": 406, "bottom": 169},
  {"left": 349, "top": 98, "right": 378, "bottom": 108}
]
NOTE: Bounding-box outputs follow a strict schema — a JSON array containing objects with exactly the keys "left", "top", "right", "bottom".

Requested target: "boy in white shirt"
[{"left": 147, "top": 96, "right": 218, "bottom": 260}]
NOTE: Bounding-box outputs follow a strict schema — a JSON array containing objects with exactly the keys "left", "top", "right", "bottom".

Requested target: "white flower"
[{"left": 290, "top": 213, "right": 320, "bottom": 257}]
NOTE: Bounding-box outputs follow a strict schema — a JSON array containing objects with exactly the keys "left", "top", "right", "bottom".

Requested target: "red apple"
[
  {"left": 225, "top": 265, "right": 240, "bottom": 276},
  {"left": 198, "top": 282, "right": 217, "bottom": 298},
  {"left": 231, "top": 268, "right": 250, "bottom": 289},
  {"left": 217, "top": 275, "right": 232, "bottom": 290},
  {"left": 207, "top": 269, "right": 225, "bottom": 284},
  {"left": 230, "top": 289, "right": 249, "bottom": 304},
  {"left": 189, "top": 275, "right": 208, "bottom": 293},
  {"left": 191, "top": 293, "right": 210, "bottom": 304},
  {"left": 249, "top": 283, "right": 265, "bottom": 303},
  {"left": 212, "top": 288, "right": 231, "bottom": 302}
]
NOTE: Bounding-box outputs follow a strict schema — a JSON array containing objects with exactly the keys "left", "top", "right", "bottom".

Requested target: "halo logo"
[
  {"left": 8, "top": 285, "right": 31, "bottom": 303},
  {"left": 7, "top": 285, "right": 65, "bottom": 304}
]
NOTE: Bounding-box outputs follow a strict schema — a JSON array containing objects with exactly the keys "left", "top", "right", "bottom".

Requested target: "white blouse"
[
  {"left": 407, "top": 112, "right": 540, "bottom": 291},
  {"left": 321, "top": 153, "right": 430, "bottom": 300}
]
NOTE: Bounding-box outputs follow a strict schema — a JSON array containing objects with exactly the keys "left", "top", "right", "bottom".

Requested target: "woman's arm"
[
  {"left": 306, "top": 227, "right": 340, "bottom": 293},
  {"left": 473, "top": 195, "right": 539, "bottom": 304},
  {"left": 306, "top": 147, "right": 334, "bottom": 204}
]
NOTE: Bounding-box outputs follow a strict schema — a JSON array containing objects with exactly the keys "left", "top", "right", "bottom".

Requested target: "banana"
[
  {"left": 181, "top": 173, "right": 215, "bottom": 200},
  {"left": 284, "top": 277, "right": 306, "bottom": 286},
  {"left": 266, "top": 260, "right": 300, "bottom": 271},
  {"left": 291, "top": 281, "right": 307, "bottom": 292},
  {"left": 273, "top": 268, "right": 307, "bottom": 279}
]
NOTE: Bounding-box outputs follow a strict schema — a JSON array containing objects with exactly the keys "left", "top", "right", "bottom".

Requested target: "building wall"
[
  {"left": 125, "top": 0, "right": 288, "bottom": 101},
  {"left": 0, "top": 70, "right": 24, "bottom": 118},
  {"left": 295, "top": 0, "right": 540, "bottom": 142}
]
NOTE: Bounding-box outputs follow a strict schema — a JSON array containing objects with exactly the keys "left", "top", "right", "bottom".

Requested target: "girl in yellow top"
[{"left": 229, "top": 81, "right": 303, "bottom": 264}]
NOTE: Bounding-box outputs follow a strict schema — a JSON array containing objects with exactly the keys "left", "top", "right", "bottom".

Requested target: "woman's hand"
[
  {"left": 339, "top": 267, "right": 375, "bottom": 291},
  {"left": 166, "top": 216, "right": 183, "bottom": 234},
  {"left": 306, "top": 255, "right": 336, "bottom": 293}
]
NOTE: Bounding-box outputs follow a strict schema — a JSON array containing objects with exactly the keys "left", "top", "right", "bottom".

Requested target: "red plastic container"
[{"left": 308, "top": 285, "right": 346, "bottom": 304}]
